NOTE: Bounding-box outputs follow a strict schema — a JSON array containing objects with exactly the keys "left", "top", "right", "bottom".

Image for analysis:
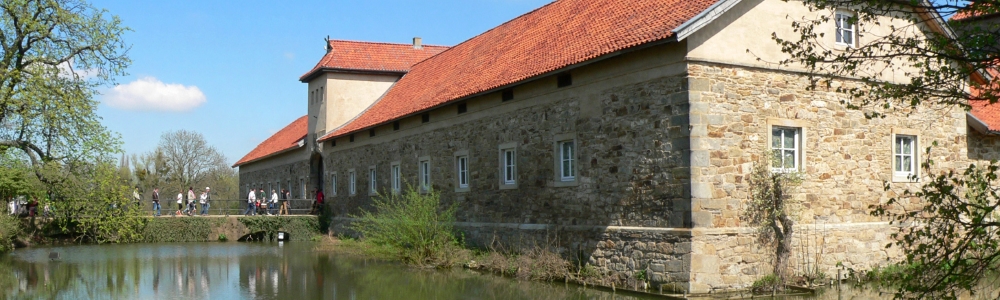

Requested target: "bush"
[
  {"left": 349, "top": 187, "right": 459, "bottom": 265},
  {"left": 0, "top": 209, "right": 20, "bottom": 252}
]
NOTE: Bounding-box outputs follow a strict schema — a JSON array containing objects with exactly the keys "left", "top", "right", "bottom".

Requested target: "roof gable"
[
  {"left": 319, "top": 0, "right": 719, "bottom": 141},
  {"left": 299, "top": 40, "right": 449, "bottom": 81},
  {"left": 233, "top": 116, "right": 309, "bottom": 167}
]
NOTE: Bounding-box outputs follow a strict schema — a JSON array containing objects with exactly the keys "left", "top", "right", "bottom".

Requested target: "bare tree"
[{"left": 157, "top": 130, "right": 226, "bottom": 192}]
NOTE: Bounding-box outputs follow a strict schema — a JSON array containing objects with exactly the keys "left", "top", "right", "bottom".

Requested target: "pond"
[{"left": 1, "top": 242, "right": 671, "bottom": 300}]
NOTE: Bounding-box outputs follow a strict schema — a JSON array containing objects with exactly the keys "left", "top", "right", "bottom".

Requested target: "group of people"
[
  {"left": 145, "top": 187, "right": 211, "bottom": 217},
  {"left": 244, "top": 188, "right": 290, "bottom": 216}
]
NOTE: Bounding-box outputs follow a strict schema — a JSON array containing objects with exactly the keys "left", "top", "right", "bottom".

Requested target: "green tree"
[
  {"left": 0, "top": 0, "right": 129, "bottom": 181},
  {"left": 742, "top": 156, "right": 800, "bottom": 291},
  {"left": 773, "top": 1, "right": 1000, "bottom": 299}
]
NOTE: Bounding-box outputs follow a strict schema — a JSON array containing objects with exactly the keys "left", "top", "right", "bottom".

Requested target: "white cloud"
[
  {"left": 57, "top": 59, "right": 100, "bottom": 79},
  {"left": 103, "top": 77, "right": 206, "bottom": 112}
]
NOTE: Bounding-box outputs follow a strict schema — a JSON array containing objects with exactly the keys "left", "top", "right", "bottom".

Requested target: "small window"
[
  {"left": 310, "top": 90, "right": 314, "bottom": 104},
  {"left": 369, "top": 129, "right": 376, "bottom": 137},
  {"left": 330, "top": 139, "right": 336, "bottom": 147},
  {"left": 419, "top": 158, "right": 431, "bottom": 192},
  {"left": 557, "top": 73, "right": 572, "bottom": 87},
  {"left": 330, "top": 173, "right": 337, "bottom": 196},
  {"left": 320, "top": 87, "right": 325, "bottom": 103},
  {"left": 369, "top": 167, "right": 377, "bottom": 194},
  {"left": 501, "top": 89, "right": 514, "bottom": 101},
  {"left": 503, "top": 149, "right": 516, "bottom": 184},
  {"left": 390, "top": 162, "right": 401, "bottom": 194},
  {"left": 393, "top": 121, "right": 400, "bottom": 131},
  {"left": 349, "top": 170, "right": 356, "bottom": 195},
  {"left": 457, "top": 102, "right": 467, "bottom": 114},
  {"left": 894, "top": 135, "right": 917, "bottom": 178},
  {"left": 349, "top": 134, "right": 355, "bottom": 143},
  {"left": 422, "top": 113, "right": 430, "bottom": 123},
  {"left": 771, "top": 127, "right": 801, "bottom": 173},
  {"left": 835, "top": 12, "right": 856, "bottom": 47},
  {"left": 457, "top": 155, "right": 469, "bottom": 189},
  {"left": 559, "top": 140, "right": 576, "bottom": 181}
]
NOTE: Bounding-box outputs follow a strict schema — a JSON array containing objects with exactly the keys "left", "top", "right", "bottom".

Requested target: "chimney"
[{"left": 413, "top": 37, "right": 423, "bottom": 50}]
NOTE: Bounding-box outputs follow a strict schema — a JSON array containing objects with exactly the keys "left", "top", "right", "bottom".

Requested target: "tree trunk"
[{"left": 774, "top": 215, "right": 794, "bottom": 286}]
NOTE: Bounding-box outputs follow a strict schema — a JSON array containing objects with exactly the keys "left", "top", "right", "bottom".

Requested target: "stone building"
[{"left": 234, "top": 0, "right": 1000, "bottom": 293}]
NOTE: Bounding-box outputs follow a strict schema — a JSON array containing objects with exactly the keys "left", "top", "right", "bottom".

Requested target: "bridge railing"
[{"left": 5, "top": 199, "right": 323, "bottom": 217}]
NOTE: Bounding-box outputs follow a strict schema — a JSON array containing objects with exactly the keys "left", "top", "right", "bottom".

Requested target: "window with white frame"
[
  {"left": 894, "top": 135, "right": 917, "bottom": 178},
  {"left": 369, "top": 167, "right": 377, "bottom": 194},
  {"left": 391, "top": 162, "right": 401, "bottom": 194},
  {"left": 559, "top": 140, "right": 576, "bottom": 181},
  {"left": 771, "top": 127, "right": 801, "bottom": 172},
  {"left": 835, "top": 11, "right": 855, "bottom": 47},
  {"left": 500, "top": 144, "right": 516, "bottom": 187},
  {"left": 349, "top": 170, "right": 356, "bottom": 195},
  {"left": 330, "top": 173, "right": 337, "bottom": 196},
  {"left": 419, "top": 158, "right": 431, "bottom": 191},
  {"left": 457, "top": 155, "right": 469, "bottom": 189}
]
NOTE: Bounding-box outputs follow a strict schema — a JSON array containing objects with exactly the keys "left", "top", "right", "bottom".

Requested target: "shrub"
[
  {"left": 349, "top": 187, "right": 459, "bottom": 265},
  {"left": 0, "top": 208, "right": 20, "bottom": 252}
]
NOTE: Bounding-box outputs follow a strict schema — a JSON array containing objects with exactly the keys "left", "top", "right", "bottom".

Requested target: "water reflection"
[{"left": 1, "top": 243, "right": 661, "bottom": 300}]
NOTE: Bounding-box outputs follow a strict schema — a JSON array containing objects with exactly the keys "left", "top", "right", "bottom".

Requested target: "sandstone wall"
[
  {"left": 969, "top": 129, "right": 1000, "bottom": 163},
  {"left": 685, "top": 61, "right": 970, "bottom": 292},
  {"left": 239, "top": 158, "right": 311, "bottom": 200}
]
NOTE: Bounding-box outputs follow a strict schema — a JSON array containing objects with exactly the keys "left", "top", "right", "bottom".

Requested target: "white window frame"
[
  {"left": 835, "top": 11, "right": 856, "bottom": 47},
  {"left": 369, "top": 165, "right": 378, "bottom": 195},
  {"left": 559, "top": 140, "right": 576, "bottom": 181},
  {"left": 330, "top": 172, "right": 337, "bottom": 196},
  {"left": 454, "top": 150, "right": 470, "bottom": 193},
  {"left": 348, "top": 169, "right": 356, "bottom": 196},
  {"left": 498, "top": 142, "right": 517, "bottom": 189},
  {"left": 418, "top": 156, "right": 431, "bottom": 192},
  {"left": 771, "top": 126, "right": 802, "bottom": 173},
  {"left": 390, "top": 161, "right": 401, "bottom": 194},
  {"left": 552, "top": 133, "right": 579, "bottom": 187},
  {"left": 299, "top": 178, "right": 306, "bottom": 199},
  {"left": 891, "top": 129, "right": 920, "bottom": 182}
]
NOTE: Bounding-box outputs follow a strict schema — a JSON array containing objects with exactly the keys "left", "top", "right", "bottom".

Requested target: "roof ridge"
[{"left": 327, "top": 39, "right": 450, "bottom": 49}]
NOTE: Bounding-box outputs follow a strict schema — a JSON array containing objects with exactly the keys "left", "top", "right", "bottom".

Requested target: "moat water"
[{"left": 1, "top": 242, "right": 890, "bottom": 299}]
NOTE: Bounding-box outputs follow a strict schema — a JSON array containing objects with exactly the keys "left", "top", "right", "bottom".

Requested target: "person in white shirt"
[
  {"left": 245, "top": 188, "right": 257, "bottom": 216},
  {"left": 269, "top": 190, "right": 278, "bottom": 216},
  {"left": 175, "top": 192, "right": 183, "bottom": 216}
]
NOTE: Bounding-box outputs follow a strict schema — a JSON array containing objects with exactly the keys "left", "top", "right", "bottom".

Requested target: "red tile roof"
[
  {"left": 319, "top": 0, "right": 719, "bottom": 141},
  {"left": 299, "top": 40, "right": 450, "bottom": 81},
  {"left": 233, "top": 116, "right": 309, "bottom": 167},
  {"left": 951, "top": 5, "right": 999, "bottom": 21},
  {"left": 971, "top": 100, "right": 1000, "bottom": 132}
]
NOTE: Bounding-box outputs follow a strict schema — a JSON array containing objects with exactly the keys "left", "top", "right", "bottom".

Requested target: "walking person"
[
  {"left": 183, "top": 187, "right": 196, "bottom": 216},
  {"left": 133, "top": 187, "right": 142, "bottom": 207},
  {"left": 244, "top": 188, "right": 256, "bottom": 216},
  {"left": 176, "top": 191, "right": 184, "bottom": 216},
  {"left": 200, "top": 187, "right": 211, "bottom": 216},
  {"left": 279, "top": 189, "right": 289, "bottom": 215},
  {"left": 152, "top": 188, "right": 161, "bottom": 217},
  {"left": 269, "top": 189, "right": 278, "bottom": 216},
  {"left": 257, "top": 188, "right": 266, "bottom": 215}
]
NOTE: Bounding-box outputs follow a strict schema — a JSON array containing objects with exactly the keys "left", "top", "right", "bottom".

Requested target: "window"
[
  {"left": 457, "top": 102, "right": 467, "bottom": 114},
  {"left": 369, "top": 129, "right": 376, "bottom": 137},
  {"left": 559, "top": 140, "right": 576, "bottom": 181},
  {"left": 310, "top": 90, "right": 314, "bottom": 104},
  {"left": 300, "top": 178, "right": 306, "bottom": 199},
  {"left": 894, "top": 135, "right": 917, "bottom": 178},
  {"left": 393, "top": 121, "right": 400, "bottom": 131},
  {"left": 349, "top": 134, "right": 355, "bottom": 142},
  {"left": 501, "top": 89, "right": 514, "bottom": 101},
  {"left": 390, "top": 162, "right": 401, "bottom": 194},
  {"left": 499, "top": 142, "right": 517, "bottom": 188},
  {"left": 320, "top": 87, "right": 324, "bottom": 103},
  {"left": 422, "top": 113, "right": 430, "bottom": 123},
  {"left": 330, "top": 173, "right": 337, "bottom": 196},
  {"left": 771, "top": 127, "right": 801, "bottom": 172},
  {"left": 419, "top": 157, "right": 431, "bottom": 192},
  {"left": 330, "top": 139, "right": 336, "bottom": 147},
  {"left": 369, "top": 167, "right": 377, "bottom": 194},
  {"left": 457, "top": 155, "right": 469, "bottom": 189},
  {"left": 557, "top": 73, "right": 572, "bottom": 87},
  {"left": 349, "top": 170, "right": 356, "bottom": 195},
  {"left": 835, "top": 12, "right": 855, "bottom": 47}
]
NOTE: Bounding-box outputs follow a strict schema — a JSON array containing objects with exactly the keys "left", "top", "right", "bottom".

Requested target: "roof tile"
[
  {"left": 233, "top": 116, "right": 308, "bottom": 167},
  {"left": 300, "top": 40, "right": 449, "bottom": 81},
  {"left": 319, "top": 0, "right": 718, "bottom": 141}
]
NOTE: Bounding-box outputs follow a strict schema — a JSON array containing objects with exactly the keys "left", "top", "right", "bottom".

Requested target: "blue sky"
[{"left": 90, "top": 0, "right": 552, "bottom": 166}]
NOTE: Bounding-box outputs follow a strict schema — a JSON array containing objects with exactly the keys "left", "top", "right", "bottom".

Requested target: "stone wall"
[
  {"left": 684, "top": 61, "right": 971, "bottom": 292},
  {"left": 239, "top": 158, "right": 311, "bottom": 199},
  {"left": 969, "top": 129, "right": 1000, "bottom": 163}
]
